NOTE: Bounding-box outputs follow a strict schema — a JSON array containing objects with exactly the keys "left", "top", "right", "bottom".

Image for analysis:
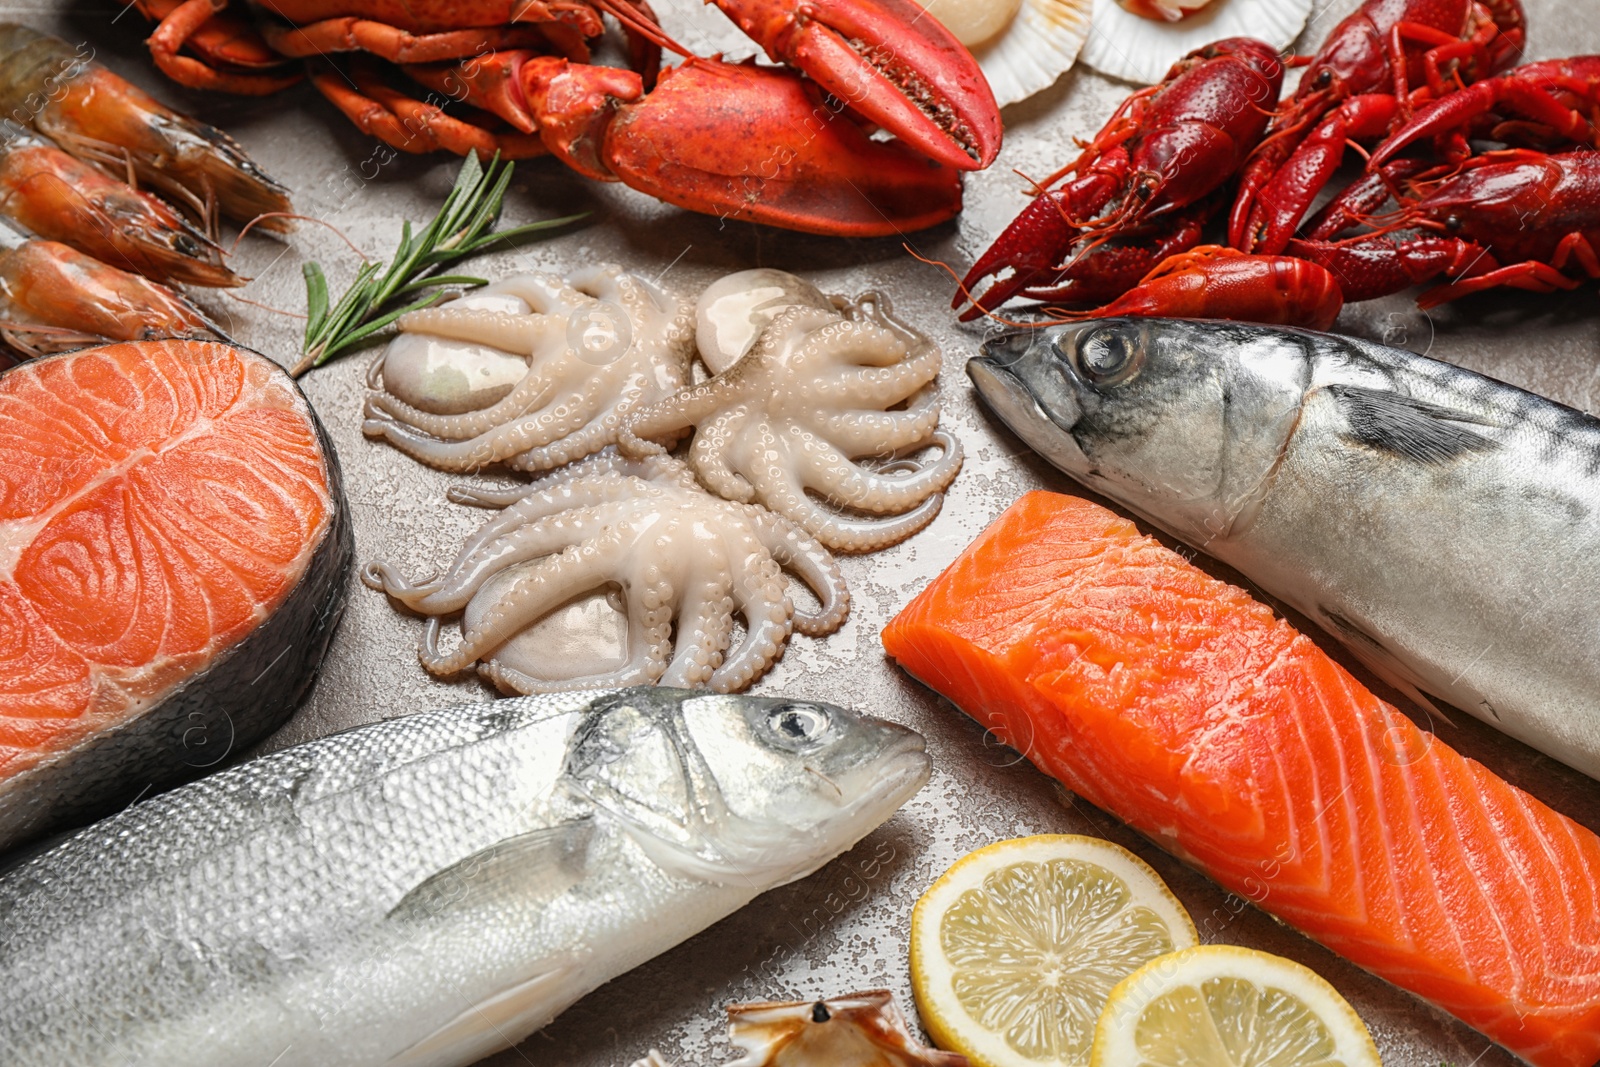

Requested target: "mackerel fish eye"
[
  {"left": 768, "top": 703, "right": 831, "bottom": 744},
  {"left": 1073, "top": 325, "right": 1141, "bottom": 385}
]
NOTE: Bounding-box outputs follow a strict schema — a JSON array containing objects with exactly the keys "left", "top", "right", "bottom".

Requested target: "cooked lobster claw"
[
  {"left": 702, "top": 0, "right": 1002, "bottom": 171},
  {"left": 521, "top": 56, "right": 964, "bottom": 235}
]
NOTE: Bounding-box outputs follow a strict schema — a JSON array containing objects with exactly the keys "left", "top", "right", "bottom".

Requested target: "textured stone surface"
[{"left": 8, "top": 2, "right": 1597, "bottom": 1064}]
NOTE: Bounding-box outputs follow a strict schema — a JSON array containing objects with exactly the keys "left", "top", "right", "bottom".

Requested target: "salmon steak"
[
  {"left": 0, "top": 339, "right": 351, "bottom": 850},
  {"left": 882, "top": 491, "right": 1600, "bottom": 1067}
]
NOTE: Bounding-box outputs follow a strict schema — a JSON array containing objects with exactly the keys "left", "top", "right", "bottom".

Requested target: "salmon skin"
[
  {"left": 883, "top": 492, "right": 1600, "bottom": 1067},
  {"left": 969, "top": 318, "right": 1600, "bottom": 781},
  {"left": 0, "top": 340, "right": 352, "bottom": 851}
]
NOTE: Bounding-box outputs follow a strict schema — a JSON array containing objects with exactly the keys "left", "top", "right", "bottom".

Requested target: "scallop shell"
[
  {"left": 967, "top": 0, "right": 1095, "bottom": 108},
  {"left": 1081, "top": 0, "right": 1312, "bottom": 85}
]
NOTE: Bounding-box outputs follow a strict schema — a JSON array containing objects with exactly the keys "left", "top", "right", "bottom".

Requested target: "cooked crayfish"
[
  {"left": 0, "top": 24, "right": 292, "bottom": 235},
  {"left": 956, "top": 37, "right": 1283, "bottom": 320},
  {"left": 1228, "top": 0, "right": 1525, "bottom": 256},
  {"left": 0, "top": 121, "right": 241, "bottom": 287},
  {"left": 130, "top": 0, "right": 1003, "bottom": 236},
  {"left": 1290, "top": 148, "right": 1600, "bottom": 306},
  {"left": 1369, "top": 54, "right": 1600, "bottom": 165},
  {"left": 1039, "top": 246, "right": 1344, "bottom": 329},
  {"left": 0, "top": 222, "right": 218, "bottom": 358}
]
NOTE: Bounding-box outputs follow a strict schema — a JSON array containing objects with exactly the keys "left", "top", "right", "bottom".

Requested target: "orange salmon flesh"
[
  {"left": 0, "top": 341, "right": 333, "bottom": 782},
  {"left": 883, "top": 490, "right": 1600, "bottom": 1067}
]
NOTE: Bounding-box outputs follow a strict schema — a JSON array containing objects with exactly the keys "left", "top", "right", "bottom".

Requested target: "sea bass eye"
[
  {"left": 767, "top": 703, "right": 832, "bottom": 745},
  {"left": 1073, "top": 325, "right": 1142, "bottom": 385}
]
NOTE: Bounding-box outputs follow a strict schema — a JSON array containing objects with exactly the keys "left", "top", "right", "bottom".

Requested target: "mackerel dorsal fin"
[
  {"left": 388, "top": 817, "right": 593, "bottom": 924},
  {"left": 1330, "top": 384, "right": 1498, "bottom": 465}
]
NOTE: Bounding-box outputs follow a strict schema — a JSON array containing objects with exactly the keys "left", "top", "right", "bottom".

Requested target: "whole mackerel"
[
  {"left": 970, "top": 318, "right": 1600, "bottom": 779},
  {"left": 0, "top": 687, "right": 930, "bottom": 1067}
]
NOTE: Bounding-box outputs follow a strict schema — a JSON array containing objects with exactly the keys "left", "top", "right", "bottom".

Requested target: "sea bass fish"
[
  {"left": 970, "top": 317, "right": 1600, "bottom": 780},
  {"left": 0, "top": 687, "right": 930, "bottom": 1067}
]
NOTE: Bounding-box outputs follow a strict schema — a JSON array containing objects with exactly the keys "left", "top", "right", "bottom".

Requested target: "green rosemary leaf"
[{"left": 293, "top": 152, "right": 580, "bottom": 377}]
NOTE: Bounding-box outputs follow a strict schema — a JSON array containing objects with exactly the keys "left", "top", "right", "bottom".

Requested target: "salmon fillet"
[
  {"left": 883, "top": 490, "right": 1600, "bottom": 1067},
  {"left": 0, "top": 340, "right": 351, "bottom": 848}
]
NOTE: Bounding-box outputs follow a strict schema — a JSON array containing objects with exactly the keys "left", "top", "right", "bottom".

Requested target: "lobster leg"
[
  {"left": 311, "top": 62, "right": 545, "bottom": 159},
  {"left": 141, "top": 0, "right": 301, "bottom": 94},
  {"left": 262, "top": 20, "right": 552, "bottom": 64},
  {"left": 136, "top": 0, "right": 286, "bottom": 70},
  {"left": 590, "top": 0, "right": 1001, "bottom": 171},
  {"left": 1371, "top": 57, "right": 1600, "bottom": 167},
  {"left": 519, "top": 56, "right": 963, "bottom": 236},
  {"left": 403, "top": 52, "right": 543, "bottom": 134},
  {"left": 1237, "top": 94, "right": 1400, "bottom": 254}
]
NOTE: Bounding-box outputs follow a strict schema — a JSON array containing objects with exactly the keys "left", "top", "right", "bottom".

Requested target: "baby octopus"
[
  {"left": 363, "top": 264, "right": 694, "bottom": 473},
  {"left": 620, "top": 277, "right": 962, "bottom": 553},
  {"left": 362, "top": 452, "right": 849, "bottom": 695}
]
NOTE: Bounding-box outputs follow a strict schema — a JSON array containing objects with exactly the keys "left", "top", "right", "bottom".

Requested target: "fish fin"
[
  {"left": 1320, "top": 609, "right": 1456, "bottom": 728},
  {"left": 387, "top": 818, "right": 593, "bottom": 924},
  {"left": 384, "top": 962, "right": 578, "bottom": 1067},
  {"left": 1329, "top": 384, "right": 1498, "bottom": 465}
]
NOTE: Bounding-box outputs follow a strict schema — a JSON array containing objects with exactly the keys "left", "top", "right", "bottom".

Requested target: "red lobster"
[
  {"left": 1289, "top": 149, "right": 1600, "bottom": 306},
  {"left": 132, "top": 0, "right": 1003, "bottom": 237},
  {"left": 1228, "top": 0, "right": 1525, "bottom": 256},
  {"left": 955, "top": 37, "right": 1285, "bottom": 321}
]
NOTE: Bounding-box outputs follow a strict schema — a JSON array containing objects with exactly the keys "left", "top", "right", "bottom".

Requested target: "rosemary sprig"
[{"left": 294, "top": 152, "right": 585, "bottom": 377}]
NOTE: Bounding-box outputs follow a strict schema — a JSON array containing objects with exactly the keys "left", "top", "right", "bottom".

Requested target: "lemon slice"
[
  {"left": 1091, "top": 945, "right": 1382, "bottom": 1067},
  {"left": 910, "top": 835, "right": 1197, "bottom": 1067}
]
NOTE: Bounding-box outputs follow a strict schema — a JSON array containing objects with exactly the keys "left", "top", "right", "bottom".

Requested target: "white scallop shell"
[
  {"left": 969, "top": 0, "right": 1095, "bottom": 107},
  {"left": 1081, "top": 0, "right": 1312, "bottom": 85}
]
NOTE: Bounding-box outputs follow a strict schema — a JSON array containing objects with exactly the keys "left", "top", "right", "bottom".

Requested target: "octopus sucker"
[
  {"left": 620, "top": 290, "right": 963, "bottom": 552},
  {"left": 363, "top": 455, "right": 849, "bottom": 695},
  {"left": 635, "top": 990, "right": 966, "bottom": 1067},
  {"left": 363, "top": 264, "right": 695, "bottom": 473}
]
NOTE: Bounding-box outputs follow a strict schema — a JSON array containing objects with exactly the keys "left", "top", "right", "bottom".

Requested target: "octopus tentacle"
[
  {"left": 816, "top": 403, "right": 942, "bottom": 454},
  {"left": 808, "top": 355, "right": 939, "bottom": 408},
  {"left": 480, "top": 655, "right": 661, "bottom": 696},
  {"left": 688, "top": 413, "right": 757, "bottom": 503},
  {"left": 808, "top": 319, "right": 910, "bottom": 368},
  {"left": 752, "top": 458, "right": 946, "bottom": 554},
  {"left": 749, "top": 508, "right": 849, "bottom": 637},
  {"left": 658, "top": 572, "right": 735, "bottom": 689},
  {"left": 364, "top": 364, "right": 556, "bottom": 441},
  {"left": 477, "top": 271, "right": 587, "bottom": 313},
  {"left": 361, "top": 561, "right": 442, "bottom": 605},
  {"left": 390, "top": 507, "right": 621, "bottom": 614},
  {"left": 798, "top": 430, "right": 963, "bottom": 514},
  {"left": 619, "top": 377, "right": 740, "bottom": 455},
  {"left": 711, "top": 547, "right": 793, "bottom": 693},
  {"left": 506, "top": 408, "right": 629, "bottom": 473},
  {"left": 399, "top": 306, "right": 560, "bottom": 356},
  {"left": 365, "top": 380, "right": 624, "bottom": 472},
  {"left": 417, "top": 540, "right": 614, "bottom": 674}
]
